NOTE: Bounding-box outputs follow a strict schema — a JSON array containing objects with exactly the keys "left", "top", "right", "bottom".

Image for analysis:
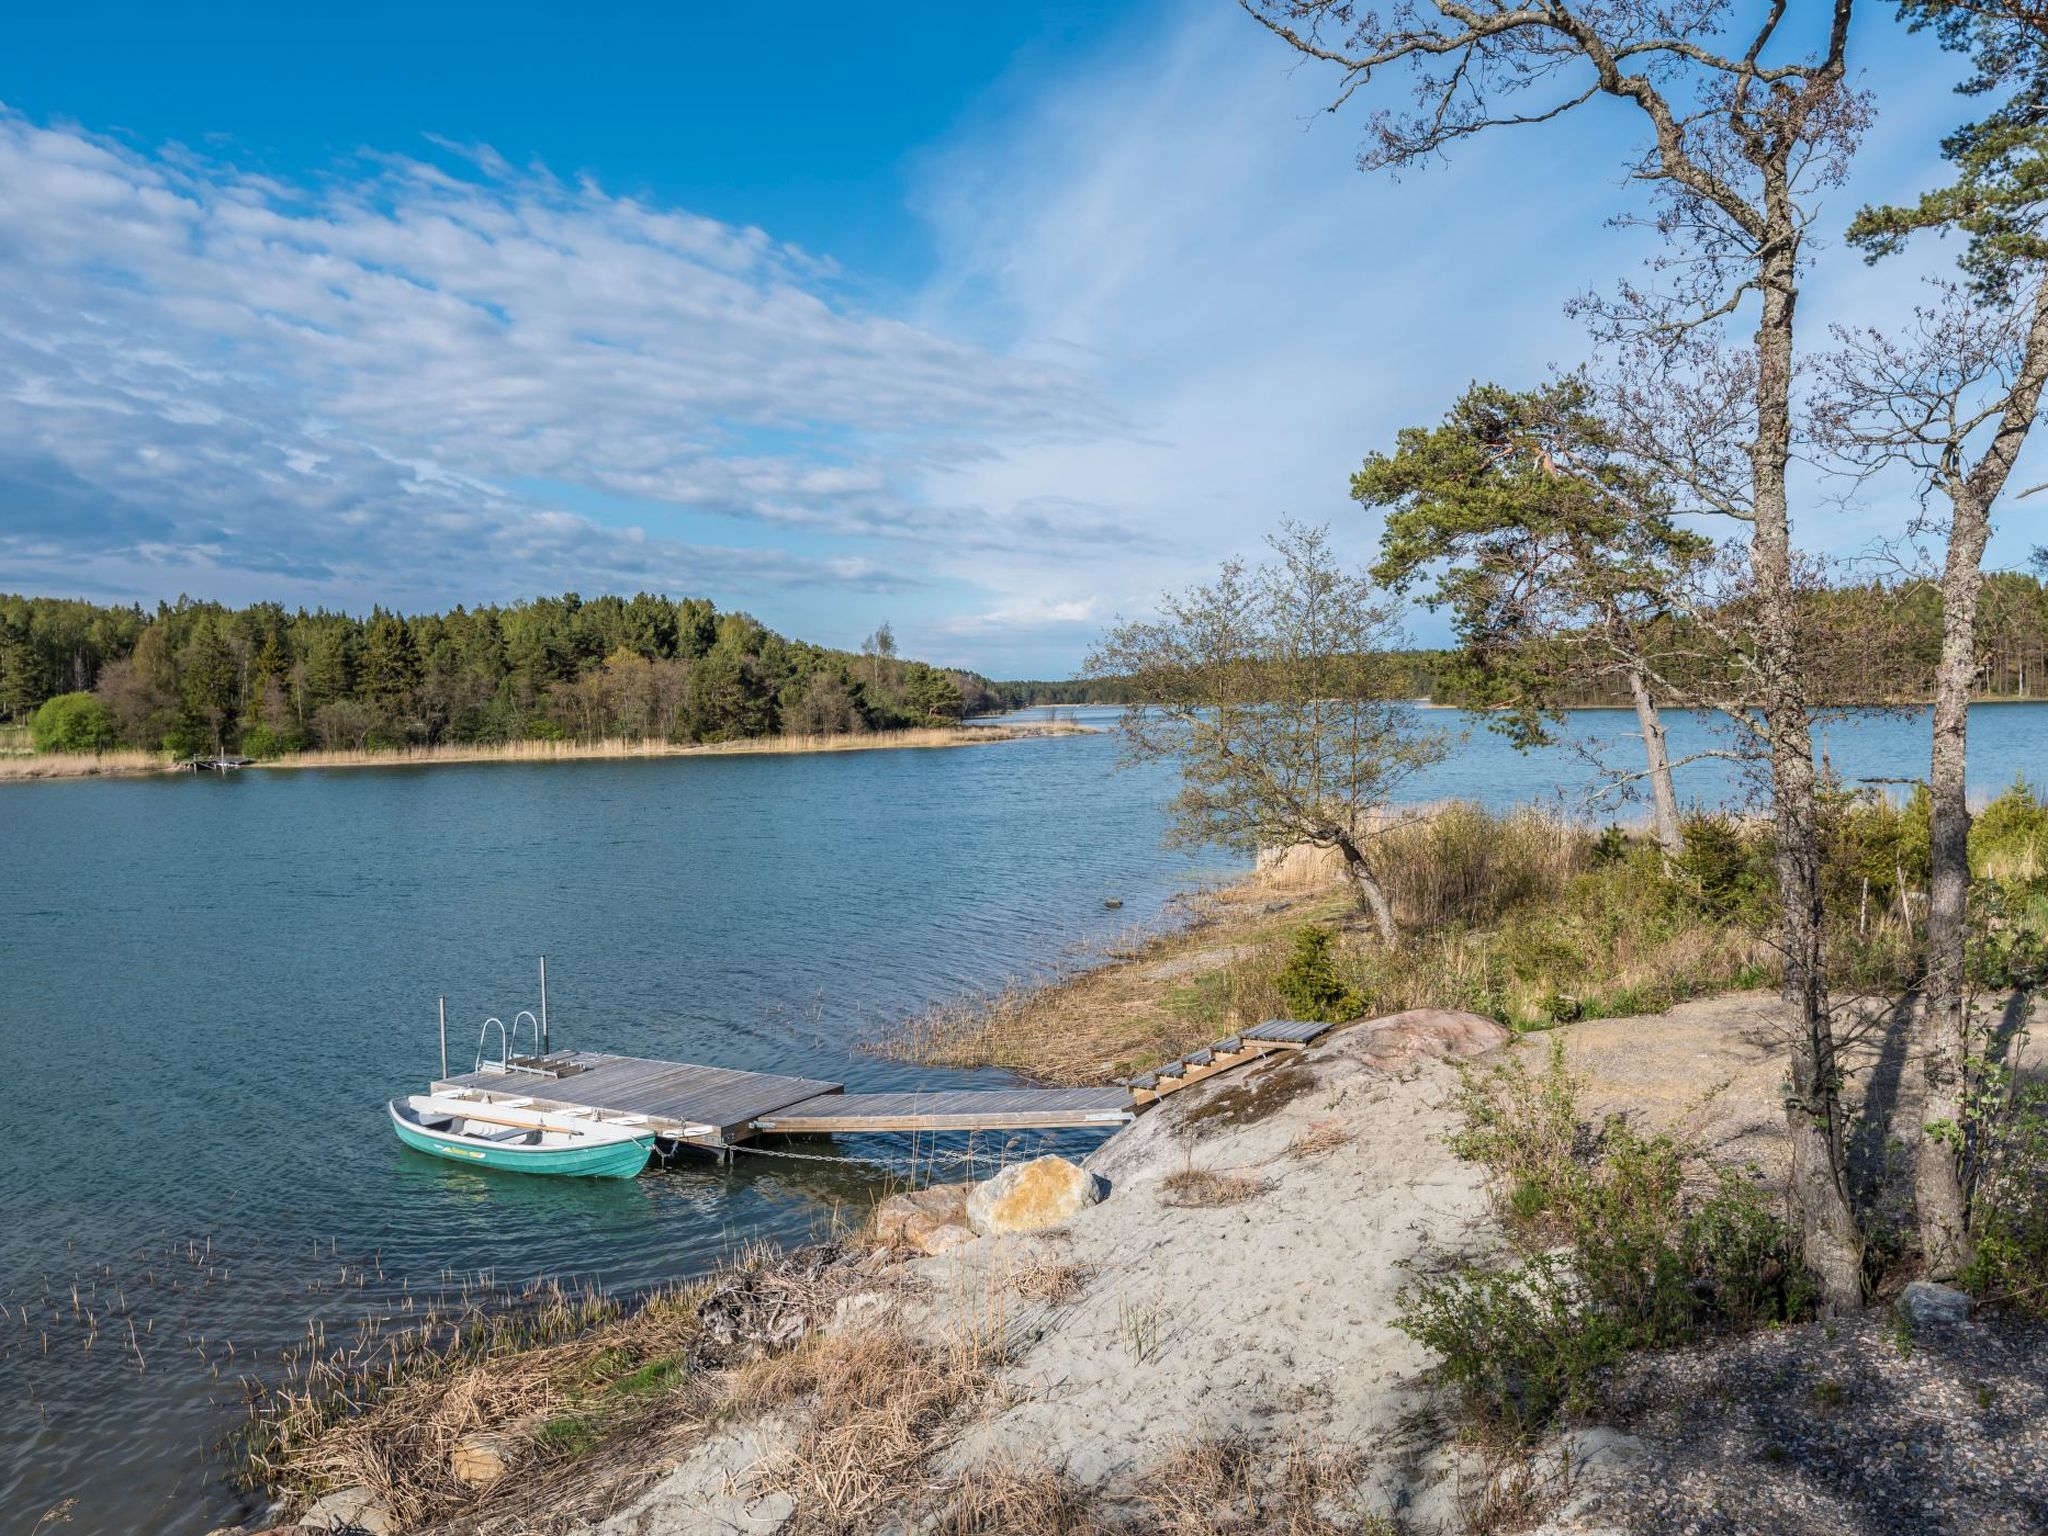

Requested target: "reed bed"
[
  {"left": 0, "top": 748, "right": 166, "bottom": 780},
  {"left": 0, "top": 723, "right": 1088, "bottom": 784},
  {"left": 262, "top": 723, "right": 1085, "bottom": 772}
]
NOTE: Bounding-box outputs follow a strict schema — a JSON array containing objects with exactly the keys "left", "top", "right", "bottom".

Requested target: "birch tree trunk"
[
  {"left": 1920, "top": 489, "right": 1987, "bottom": 1278},
  {"left": 1625, "top": 665, "right": 1685, "bottom": 854},
  {"left": 1754, "top": 227, "right": 1866, "bottom": 1311},
  {"left": 1919, "top": 272, "right": 2048, "bottom": 1277}
]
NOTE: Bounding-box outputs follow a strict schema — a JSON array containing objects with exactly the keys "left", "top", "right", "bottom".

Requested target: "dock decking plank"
[
  {"left": 754, "top": 1087, "right": 1133, "bottom": 1134},
  {"left": 434, "top": 1050, "right": 842, "bottom": 1140}
]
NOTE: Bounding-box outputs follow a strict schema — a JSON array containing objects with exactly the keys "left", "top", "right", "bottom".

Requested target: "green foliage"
[
  {"left": 1274, "top": 926, "right": 1365, "bottom": 1023},
  {"left": 1851, "top": 4, "right": 2048, "bottom": 293},
  {"left": 1963, "top": 1077, "right": 2048, "bottom": 1315},
  {"left": 1673, "top": 813, "right": 1777, "bottom": 923},
  {"left": 28, "top": 691, "right": 117, "bottom": 752},
  {"left": 1822, "top": 787, "right": 1932, "bottom": 913},
  {"left": 1358, "top": 378, "right": 1711, "bottom": 748},
  {"left": 1402, "top": 1039, "right": 1811, "bottom": 1440},
  {"left": 535, "top": 1412, "right": 602, "bottom": 1459},
  {"left": 1396, "top": 1254, "right": 1620, "bottom": 1439},
  {"left": 0, "top": 592, "right": 1000, "bottom": 754},
  {"left": 1971, "top": 777, "right": 2048, "bottom": 883},
  {"left": 235, "top": 723, "right": 299, "bottom": 761}
]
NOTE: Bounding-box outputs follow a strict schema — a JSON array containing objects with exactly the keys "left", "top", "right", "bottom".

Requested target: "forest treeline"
[
  {"left": 999, "top": 574, "right": 2048, "bottom": 709},
  {"left": 0, "top": 593, "right": 1006, "bottom": 756}
]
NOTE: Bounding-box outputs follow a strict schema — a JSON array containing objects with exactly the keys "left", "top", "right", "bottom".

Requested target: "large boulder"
[
  {"left": 871, "top": 1183, "right": 977, "bottom": 1256},
  {"left": 1897, "top": 1280, "right": 1972, "bottom": 1330},
  {"left": 965, "top": 1155, "right": 1104, "bottom": 1236}
]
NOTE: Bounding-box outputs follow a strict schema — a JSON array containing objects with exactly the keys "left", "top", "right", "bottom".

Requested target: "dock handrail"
[
  {"left": 510, "top": 1010, "right": 543, "bottom": 1066},
  {"left": 475, "top": 1016, "right": 509, "bottom": 1075}
]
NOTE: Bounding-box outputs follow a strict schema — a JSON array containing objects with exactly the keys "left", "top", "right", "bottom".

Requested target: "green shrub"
[
  {"left": 1823, "top": 786, "right": 1930, "bottom": 913},
  {"left": 1674, "top": 813, "right": 1775, "bottom": 922},
  {"left": 1963, "top": 1078, "right": 2048, "bottom": 1315},
  {"left": 1274, "top": 926, "right": 1364, "bottom": 1023},
  {"left": 1396, "top": 1254, "right": 1624, "bottom": 1439},
  {"left": 1404, "top": 1037, "right": 1810, "bottom": 1440},
  {"left": 236, "top": 723, "right": 302, "bottom": 760},
  {"left": 1447, "top": 1040, "right": 1589, "bottom": 1232},
  {"left": 1970, "top": 778, "right": 2048, "bottom": 886},
  {"left": 29, "top": 691, "right": 118, "bottom": 753}
]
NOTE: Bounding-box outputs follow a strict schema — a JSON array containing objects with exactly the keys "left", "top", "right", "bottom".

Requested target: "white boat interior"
[{"left": 398, "top": 1093, "right": 654, "bottom": 1148}]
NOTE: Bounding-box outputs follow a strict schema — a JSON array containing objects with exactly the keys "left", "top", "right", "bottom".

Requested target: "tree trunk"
[
  {"left": 1334, "top": 831, "right": 1398, "bottom": 945},
  {"left": 1625, "top": 665, "right": 1684, "bottom": 854},
  {"left": 1920, "top": 486, "right": 1987, "bottom": 1278},
  {"left": 1752, "top": 224, "right": 1864, "bottom": 1311},
  {"left": 1918, "top": 270, "right": 2048, "bottom": 1276}
]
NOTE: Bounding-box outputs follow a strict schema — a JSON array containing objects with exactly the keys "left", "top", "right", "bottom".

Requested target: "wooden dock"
[
  {"left": 431, "top": 1049, "right": 1138, "bottom": 1151},
  {"left": 425, "top": 1019, "right": 1335, "bottom": 1156}
]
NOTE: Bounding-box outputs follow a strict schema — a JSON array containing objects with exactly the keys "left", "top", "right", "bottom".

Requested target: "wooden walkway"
[
  {"left": 426, "top": 1019, "right": 1335, "bottom": 1153},
  {"left": 431, "top": 1050, "right": 1135, "bottom": 1149}
]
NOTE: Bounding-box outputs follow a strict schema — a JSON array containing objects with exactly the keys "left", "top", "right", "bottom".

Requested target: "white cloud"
[
  {"left": 0, "top": 11, "right": 2025, "bottom": 676},
  {"left": 892, "top": 4, "right": 2015, "bottom": 670},
  {"left": 0, "top": 108, "right": 1112, "bottom": 616}
]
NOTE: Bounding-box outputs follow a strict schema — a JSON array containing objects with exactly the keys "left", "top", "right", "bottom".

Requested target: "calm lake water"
[{"left": 3, "top": 703, "right": 2045, "bottom": 1531}]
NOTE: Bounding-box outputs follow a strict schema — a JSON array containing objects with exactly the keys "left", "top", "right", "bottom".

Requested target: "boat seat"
[{"left": 472, "top": 1125, "right": 536, "bottom": 1144}]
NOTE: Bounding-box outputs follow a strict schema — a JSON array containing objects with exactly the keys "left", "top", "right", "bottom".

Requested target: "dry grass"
[
  {"left": 1131, "top": 1435, "right": 1380, "bottom": 1536},
  {"left": 0, "top": 723, "right": 1089, "bottom": 784},
  {"left": 741, "top": 1317, "right": 1013, "bottom": 1535},
  {"left": 884, "top": 877, "right": 1347, "bottom": 1085},
  {"left": 242, "top": 1243, "right": 860, "bottom": 1532},
  {"left": 927, "top": 1458, "right": 1113, "bottom": 1535},
  {"left": 889, "top": 803, "right": 1781, "bottom": 1081},
  {"left": 1011, "top": 1258, "right": 1094, "bottom": 1307},
  {"left": 1158, "top": 1168, "right": 1267, "bottom": 1208},
  {"left": 0, "top": 748, "right": 166, "bottom": 780},
  {"left": 1285, "top": 1118, "right": 1357, "bottom": 1160}
]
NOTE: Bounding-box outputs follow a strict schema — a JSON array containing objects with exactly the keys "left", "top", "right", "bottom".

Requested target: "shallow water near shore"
[{"left": 3, "top": 703, "right": 2045, "bottom": 1531}]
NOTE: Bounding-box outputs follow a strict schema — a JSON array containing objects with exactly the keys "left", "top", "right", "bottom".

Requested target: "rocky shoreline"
[{"left": 222, "top": 990, "right": 2047, "bottom": 1535}]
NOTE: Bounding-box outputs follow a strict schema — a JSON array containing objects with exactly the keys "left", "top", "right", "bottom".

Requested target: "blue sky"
[{"left": 0, "top": 3, "right": 2026, "bottom": 675}]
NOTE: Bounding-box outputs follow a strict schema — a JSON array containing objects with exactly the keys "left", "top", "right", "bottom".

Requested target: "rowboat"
[{"left": 388, "top": 1093, "right": 655, "bottom": 1179}]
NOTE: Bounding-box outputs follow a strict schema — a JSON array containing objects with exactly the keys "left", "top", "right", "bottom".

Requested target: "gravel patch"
[{"left": 1573, "top": 1309, "right": 2048, "bottom": 1535}]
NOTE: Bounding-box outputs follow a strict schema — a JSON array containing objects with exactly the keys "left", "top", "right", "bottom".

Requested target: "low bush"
[
  {"left": 1971, "top": 778, "right": 2048, "bottom": 886},
  {"left": 1400, "top": 1040, "right": 1810, "bottom": 1441},
  {"left": 29, "top": 691, "right": 118, "bottom": 753},
  {"left": 1964, "top": 1077, "right": 2048, "bottom": 1316},
  {"left": 1274, "top": 925, "right": 1365, "bottom": 1023}
]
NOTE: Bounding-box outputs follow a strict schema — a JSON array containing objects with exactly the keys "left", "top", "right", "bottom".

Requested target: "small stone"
[
  {"left": 965, "top": 1155, "right": 1104, "bottom": 1236},
  {"left": 1897, "top": 1281, "right": 1972, "bottom": 1329},
  {"left": 450, "top": 1429, "right": 515, "bottom": 1488},
  {"left": 300, "top": 1483, "right": 395, "bottom": 1534}
]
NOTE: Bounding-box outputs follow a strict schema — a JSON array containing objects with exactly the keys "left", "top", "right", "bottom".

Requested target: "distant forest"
[
  {"left": 0, "top": 593, "right": 1006, "bottom": 756},
  {"left": 10, "top": 574, "right": 2048, "bottom": 756},
  {"left": 994, "top": 576, "right": 2048, "bottom": 710}
]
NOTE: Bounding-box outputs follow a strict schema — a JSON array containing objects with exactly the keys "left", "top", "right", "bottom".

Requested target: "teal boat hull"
[{"left": 388, "top": 1104, "right": 654, "bottom": 1179}]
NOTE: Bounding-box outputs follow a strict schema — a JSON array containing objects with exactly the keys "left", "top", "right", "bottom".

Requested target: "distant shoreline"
[{"left": 0, "top": 721, "right": 1096, "bottom": 785}]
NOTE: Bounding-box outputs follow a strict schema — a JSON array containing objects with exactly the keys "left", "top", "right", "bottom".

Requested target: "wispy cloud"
[{"left": 0, "top": 109, "right": 1108, "bottom": 613}]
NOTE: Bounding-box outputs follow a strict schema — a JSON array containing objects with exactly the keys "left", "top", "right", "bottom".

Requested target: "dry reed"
[
  {"left": 0, "top": 748, "right": 164, "bottom": 781},
  {"left": 0, "top": 723, "right": 1089, "bottom": 785}
]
